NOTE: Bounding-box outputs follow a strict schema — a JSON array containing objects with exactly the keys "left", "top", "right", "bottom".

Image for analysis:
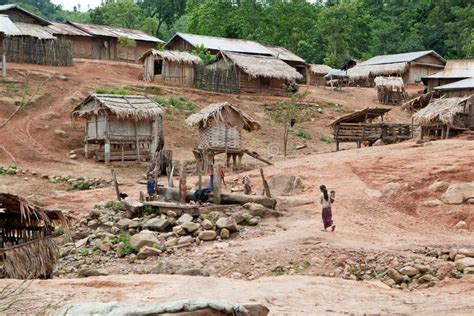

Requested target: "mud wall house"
[
  {"left": 434, "top": 78, "right": 474, "bottom": 98},
  {"left": 47, "top": 22, "right": 94, "bottom": 59},
  {"left": 195, "top": 51, "right": 303, "bottom": 96},
  {"left": 413, "top": 96, "right": 474, "bottom": 139},
  {"left": 347, "top": 50, "right": 446, "bottom": 87},
  {"left": 0, "top": 4, "right": 73, "bottom": 66},
  {"left": 139, "top": 49, "right": 201, "bottom": 85},
  {"left": 0, "top": 193, "right": 68, "bottom": 279},
  {"left": 422, "top": 60, "right": 474, "bottom": 92},
  {"left": 308, "top": 64, "right": 332, "bottom": 86},
  {"left": 72, "top": 94, "right": 164, "bottom": 163},
  {"left": 67, "top": 21, "right": 163, "bottom": 62},
  {"left": 265, "top": 46, "right": 308, "bottom": 84}
]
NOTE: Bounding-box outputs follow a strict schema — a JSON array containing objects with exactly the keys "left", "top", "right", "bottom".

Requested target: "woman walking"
[{"left": 320, "top": 185, "right": 335, "bottom": 232}]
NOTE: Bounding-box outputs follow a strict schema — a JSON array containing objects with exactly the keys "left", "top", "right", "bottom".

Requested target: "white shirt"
[{"left": 320, "top": 193, "right": 332, "bottom": 208}]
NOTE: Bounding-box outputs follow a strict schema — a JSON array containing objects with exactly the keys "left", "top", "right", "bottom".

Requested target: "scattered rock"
[
  {"left": 110, "top": 226, "right": 120, "bottom": 235},
  {"left": 441, "top": 182, "right": 474, "bottom": 204},
  {"left": 69, "top": 154, "right": 78, "bottom": 160},
  {"left": 248, "top": 217, "right": 260, "bottom": 226},
  {"left": 137, "top": 246, "right": 161, "bottom": 259},
  {"left": 201, "top": 219, "right": 213, "bottom": 230},
  {"left": 172, "top": 225, "right": 186, "bottom": 236},
  {"left": 145, "top": 218, "right": 170, "bottom": 232},
  {"left": 429, "top": 181, "right": 448, "bottom": 192},
  {"left": 243, "top": 202, "right": 267, "bottom": 217},
  {"left": 164, "top": 238, "right": 178, "bottom": 247},
  {"left": 166, "top": 210, "right": 177, "bottom": 218},
  {"left": 177, "top": 236, "right": 193, "bottom": 245},
  {"left": 454, "top": 221, "right": 468, "bottom": 230},
  {"left": 366, "top": 189, "right": 382, "bottom": 198},
  {"left": 399, "top": 266, "right": 419, "bottom": 277},
  {"left": 117, "top": 218, "right": 133, "bottom": 229},
  {"left": 216, "top": 217, "right": 238, "bottom": 232},
  {"left": 178, "top": 213, "right": 193, "bottom": 223},
  {"left": 422, "top": 200, "right": 442, "bottom": 207},
  {"left": 455, "top": 257, "right": 474, "bottom": 272},
  {"left": 199, "top": 230, "right": 217, "bottom": 241},
  {"left": 387, "top": 268, "right": 403, "bottom": 284},
  {"left": 231, "top": 272, "right": 242, "bottom": 279},
  {"left": 418, "top": 274, "right": 434, "bottom": 284},
  {"left": 129, "top": 230, "right": 159, "bottom": 252},
  {"left": 459, "top": 248, "right": 474, "bottom": 258},
  {"left": 464, "top": 267, "right": 474, "bottom": 275},
  {"left": 181, "top": 222, "right": 200, "bottom": 233},
  {"left": 373, "top": 139, "right": 384, "bottom": 146},
  {"left": 77, "top": 268, "right": 107, "bottom": 278},
  {"left": 381, "top": 182, "right": 401, "bottom": 198},
  {"left": 219, "top": 228, "right": 230, "bottom": 240}
]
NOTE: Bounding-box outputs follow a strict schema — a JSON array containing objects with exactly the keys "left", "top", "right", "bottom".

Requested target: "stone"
[
  {"left": 145, "top": 218, "right": 170, "bottom": 232},
  {"left": 375, "top": 265, "right": 385, "bottom": 274},
  {"left": 243, "top": 202, "right": 267, "bottom": 217},
  {"left": 418, "top": 274, "right": 434, "bottom": 283},
  {"left": 98, "top": 241, "right": 112, "bottom": 252},
  {"left": 366, "top": 189, "right": 382, "bottom": 198},
  {"left": 268, "top": 175, "right": 304, "bottom": 196},
  {"left": 248, "top": 217, "right": 260, "bottom": 226},
  {"left": 414, "top": 264, "right": 431, "bottom": 274},
  {"left": 87, "top": 219, "right": 100, "bottom": 229},
  {"left": 429, "top": 181, "right": 448, "bottom": 192},
  {"left": 459, "top": 248, "right": 474, "bottom": 258},
  {"left": 216, "top": 217, "right": 238, "bottom": 232},
  {"left": 117, "top": 218, "right": 133, "bottom": 229},
  {"left": 175, "top": 268, "right": 209, "bottom": 276},
  {"left": 178, "top": 213, "right": 193, "bottom": 223},
  {"left": 77, "top": 268, "right": 107, "bottom": 278},
  {"left": 128, "top": 254, "right": 137, "bottom": 263},
  {"left": 381, "top": 182, "right": 401, "bottom": 198},
  {"left": 199, "top": 230, "right": 217, "bottom": 241},
  {"left": 129, "top": 230, "right": 159, "bottom": 252},
  {"left": 387, "top": 268, "right": 403, "bottom": 284},
  {"left": 455, "top": 254, "right": 466, "bottom": 261},
  {"left": 110, "top": 226, "right": 120, "bottom": 235},
  {"left": 231, "top": 272, "right": 243, "bottom": 279},
  {"left": 128, "top": 220, "right": 141, "bottom": 229},
  {"left": 454, "top": 221, "right": 468, "bottom": 230},
  {"left": 137, "top": 246, "right": 161, "bottom": 259},
  {"left": 455, "top": 257, "right": 474, "bottom": 272},
  {"left": 373, "top": 139, "right": 384, "bottom": 146},
  {"left": 422, "top": 200, "right": 442, "bottom": 207},
  {"left": 166, "top": 210, "right": 177, "bottom": 217},
  {"left": 441, "top": 182, "right": 474, "bottom": 204},
  {"left": 464, "top": 267, "right": 474, "bottom": 275},
  {"left": 69, "top": 154, "right": 78, "bottom": 159},
  {"left": 172, "top": 225, "right": 186, "bottom": 236},
  {"left": 399, "top": 266, "right": 419, "bottom": 277},
  {"left": 177, "top": 236, "right": 193, "bottom": 245},
  {"left": 181, "top": 222, "right": 200, "bottom": 233},
  {"left": 219, "top": 228, "right": 230, "bottom": 240},
  {"left": 164, "top": 238, "right": 178, "bottom": 247},
  {"left": 201, "top": 219, "right": 213, "bottom": 230},
  {"left": 122, "top": 199, "right": 144, "bottom": 217}
]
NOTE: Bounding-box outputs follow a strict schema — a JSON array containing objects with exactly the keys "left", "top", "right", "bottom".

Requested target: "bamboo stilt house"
[
  {"left": 186, "top": 102, "right": 261, "bottom": 170},
  {"left": 72, "top": 94, "right": 164, "bottom": 163},
  {"left": 0, "top": 193, "right": 68, "bottom": 279},
  {"left": 374, "top": 77, "right": 408, "bottom": 105},
  {"left": 412, "top": 95, "right": 474, "bottom": 139},
  {"left": 139, "top": 49, "right": 201, "bottom": 85}
]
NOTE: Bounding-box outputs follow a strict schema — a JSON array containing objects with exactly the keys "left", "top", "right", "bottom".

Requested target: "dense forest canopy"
[{"left": 1, "top": 0, "right": 472, "bottom": 67}]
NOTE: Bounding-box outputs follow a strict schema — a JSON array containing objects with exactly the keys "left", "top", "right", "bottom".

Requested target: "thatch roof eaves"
[
  {"left": 434, "top": 78, "right": 474, "bottom": 91},
  {"left": 309, "top": 64, "right": 332, "bottom": 75},
  {"left": 374, "top": 76, "right": 404, "bottom": 88},
  {"left": 72, "top": 94, "right": 164, "bottom": 120},
  {"left": 186, "top": 102, "right": 261, "bottom": 132},
  {"left": 348, "top": 62, "right": 408, "bottom": 80},
  {"left": 139, "top": 49, "right": 201, "bottom": 64},
  {"left": 223, "top": 52, "right": 303, "bottom": 81},
  {"left": 330, "top": 107, "right": 391, "bottom": 127},
  {"left": 412, "top": 96, "right": 473, "bottom": 126}
]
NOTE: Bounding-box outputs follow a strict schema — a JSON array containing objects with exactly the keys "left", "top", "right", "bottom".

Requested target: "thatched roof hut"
[
  {"left": 72, "top": 94, "right": 164, "bottom": 163},
  {"left": 139, "top": 49, "right": 201, "bottom": 84},
  {"left": 412, "top": 96, "right": 473, "bottom": 129},
  {"left": 308, "top": 64, "right": 332, "bottom": 86},
  {"left": 401, "top": 91, "right": 441, "bottom": 113},
  {"left": 374, "top": 77, "right": 407, "bottom": 105},
  {"left": 0, "top": 192, "right": 68, "bottom": 279},
  {"left": 186, "top": 102, "right": 260, "bottom": 151},
  {"left": 330, "top": 107, "right": 390, "bottom": 127}
]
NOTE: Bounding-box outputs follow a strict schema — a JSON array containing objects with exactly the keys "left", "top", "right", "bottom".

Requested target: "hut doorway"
[
  {"left": 154, "top": 59, "right": 163, "bottom": 75},
  {"left": 261, "top": 77, "right": 270, "bottom": 92}
]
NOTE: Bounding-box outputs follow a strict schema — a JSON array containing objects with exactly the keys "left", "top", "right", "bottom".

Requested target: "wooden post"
[
  {"left": 2, "top": 53, "right": 6, "bottom": 78},
  {"left": 135, "top": 121, "right": 140, "bottom": 161},
  {"left": 104, "top": 140, "right": 110, "bottom": 163},
  {"left": 213, "top": 164, "right": 221, "bottom": 205},
  {"left": 111, "top": 169, "right": 120, "bottom": 201},
  {"left": 198, "top": 168, "right": 202, "bottom": 190},
  {"left": 446, "top": 125, "right": 450, "bottom": 139},
  {"left": 84, "top": 139, "right": 88, "bottom": 159},
  {"left": 411, "top": 117, "right": 414, "bottom": 139},
  {"left": 121, "top": 144, "right": 124, "bottom": 163},
  {"left": 260, "top": 168, "right": 271, "bottom": 198},
  {"left": 178, "top": 162, "right": 187, "bottom": 204},
  {"left": 441, "top": 125, "right": 445, "bottom": 139},
  {"left": 224, "top": 125, "right": 229, "bottom": 168}
]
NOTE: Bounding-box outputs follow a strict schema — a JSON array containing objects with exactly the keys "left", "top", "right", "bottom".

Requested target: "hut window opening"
[{"left": 154, "top": 59, "right": 163, "bottom": 75}]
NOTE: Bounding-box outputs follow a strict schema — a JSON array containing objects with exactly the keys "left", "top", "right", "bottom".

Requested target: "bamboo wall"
[
  {"left": 162, "top": 61, "right": 195, "bottom": 86},
  {"left": 3, "top": 36, "right": 73, "bottom": 66},
  {"left": 194, "top": 62, "right": 240, "bottom": 94}
]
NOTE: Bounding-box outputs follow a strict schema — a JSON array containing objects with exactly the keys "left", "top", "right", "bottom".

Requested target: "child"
[
  {"left": 147, "top": 173, "right": 156, "bottom": 201},
  {"left": 220, "top": 166, "right": 226, "bottom": 188}
]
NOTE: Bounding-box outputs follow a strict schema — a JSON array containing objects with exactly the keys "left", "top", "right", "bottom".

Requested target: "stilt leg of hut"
[
  {"left": 121, "top": 144, "right": 124, "bottom": 163},
  {"left": 232, "top": 154, "right": 237, "bottom": 172},
  {"left": 2, "top": 54, "right": 6, "bottom": 78},
  {"left": 213, "top": 164, "right": 221, "bottom": 205},
  {"left": 84, "top": 141, "right": 88, "bottom": 158},
  {"left": 336, "top": 141, "right": 340, "bottom": 151},
  {"left": 237, "top": 153, "right": 243, "bottom": 168},
  {"left": 446, "top": 125, "right": 450, "bottom": 139},
  {"left": 441, "top": 126, "right": 445, "bottom": 139},
  {"left": 105, "top": 141, "right": 110, "bottom": 163}
]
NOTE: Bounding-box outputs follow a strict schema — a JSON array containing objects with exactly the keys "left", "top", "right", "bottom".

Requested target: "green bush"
[
  {"left": 153, "top": 95, "right": 196, "bottom": 112},
  {"left": 112, "top": 231, "right": 134, "bottom": 256},
  {"left": 295, "top": 128, "right": 312, "bottom": 140},
  {"left": 95, "top": 87, "right": 129, "bottom": 95},
  {"left": 320, "top": 135, "right": 334, "bottom": 144},
  {"left": 105, "top": 200, "right": 125, "bottom": 212}
]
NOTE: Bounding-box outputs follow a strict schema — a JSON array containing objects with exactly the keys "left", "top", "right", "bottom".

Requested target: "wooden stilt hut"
[
  {"left": 412, "top": 95, "right": 474, "bottom": 139},
  {"left": 0, "top": 193, "right": 68, "bottom": 279},
  {"left": 186, "top": 102, "right": 263, "bottom": 172},
  {"left": 374, "top": 77, "right": 408, "bottom": 105},
  {"left": 72, "top": 94, "right": 164, "bottom": 163}
]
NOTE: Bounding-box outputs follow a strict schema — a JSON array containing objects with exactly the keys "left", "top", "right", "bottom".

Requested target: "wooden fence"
[
  {"left": 193, "top": 62, "right": 240, "bottom": 94},
  {"left": 2, "top": 36, "right": 73, "bottom": 67}
]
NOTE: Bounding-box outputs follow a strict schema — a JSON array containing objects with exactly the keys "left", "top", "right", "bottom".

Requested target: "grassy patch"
[
  {"left": 288, "top": 259, "right": 311, "bottom": 273},
  {"left": 320, "top": 102, "right": 351, "bottom": 114},
  {"left": 154, "top": 95, "right": 196, "bottom": 112},
  {"left": 272, "top": 265, "right": 285, "bottom": 276},
  {"left": 104, "top": 200, "right": 125, "bottom": 212},
  {"left": 294, "top": 128, "right": 312, "bottom": 140},
  {"left": 112, "top": 231, "right": 134, "bottom": 256},
  {"left": 320, "top": 135, "right": 334, "bottom": 144},
  {"left": 95, "top": 87, "right": 129, "bottom": 95}
]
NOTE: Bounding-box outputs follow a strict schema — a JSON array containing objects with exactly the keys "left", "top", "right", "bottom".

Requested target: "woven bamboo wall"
[
  {"left": 194, "top": 61, "right": 240, "bottom": 94},
  {"left": 199, "top": 125, "right": 241, "bottom": 150},
  {"left": 3, "top": 36, "right": 73, "bottom": 66}
]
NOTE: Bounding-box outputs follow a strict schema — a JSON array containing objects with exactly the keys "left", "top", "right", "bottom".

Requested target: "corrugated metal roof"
[
  {"left": 325, "top": 69, "right": 348, "bottom": 78},
  {"left": 0, "top": 14, "right": 20, "bottom": 35},
  {"left": 68, "top": 21, "right": 163, "bottom": 43},
  {"left": 48, "top": 22, "right": 91, "bottom": 37},
  {"left": 434, "top": 78, "right": 474, "bottom": 90},
  {"left": 359, "top": 50, "right": 445, "bottom": 66},
  {"left": 0, "top": 4, "right": 50, "bottom": 26},
  {"left": 15, "top": 22, "right": 55, "bottom": 39},
  {"left": 167, "top": 32, "right": 273, "bottom": 56},
  {"left": 424, "top": 60, "right": 474, "bottom": 79},
  {"left": 266, "top": 46, "right": 306, "bottom": 63}
]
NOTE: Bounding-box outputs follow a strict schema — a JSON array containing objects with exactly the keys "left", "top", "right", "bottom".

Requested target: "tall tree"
[{"left": 140, "top": 0, "right": 187, "bottom": 37}]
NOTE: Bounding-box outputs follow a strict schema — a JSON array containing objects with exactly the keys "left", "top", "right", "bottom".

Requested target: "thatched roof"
[
  {"left": 72, "top": 94, "right": 164, "bottom": 120},
  {"left": 223, "top": 52, "right": 303, "bottom": 81},
  {"left": 412, "top": 96, "right": 473, "bottom": 126},
  {"left": 348, "top": 62, "right": 409, "bottom": 80},
  {"left": 0, "top": 192, "right": 68, "bottom": 228},
  {"left": 401, "top": 91, "right": 441, "bottom": 112},
  {"left": 310, "top": 64, "right": 332, "bottom": 75},
  {"left": 186, "top": 102, "right": 261, "bottom": 132},
  {"left": 330, "top": 107, "right": 390, "bottom": 127},
  {"left": 139, "top": 49, "right": 201, "bottom": 64},
  {"left": 374, "top": 76, "right": 404, "bottom": 88}
]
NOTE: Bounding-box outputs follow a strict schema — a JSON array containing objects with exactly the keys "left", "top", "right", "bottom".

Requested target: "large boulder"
[
  {"left": 399, "top": 266, "right": 419, "bottom": 277},
  {"left": 137, "top": 246, "right": 161, "bottom": 259},
  {"left": 181, "top": 222, "right": 200, "bottom": 233},
  {"left": 216, "top": 217, "right": 238, "bottom": 232},
  {"left": 268, "top": 175, "right": 303, "bottom": 196},
  {"left": 387, "top": 268, "right": 403, "bottom": 284},
  {"left": 441, "top": 182, "right": 474, "bottom": 204},
  {"left": 455, "top": 257, "right": 474, "bottom": 272},
  {"left": 178, "top": 213, "right": 193, "bottom": 223},
  {"left": 243, "top": 202, "right": 267, "bottom": 217},
  {"left": 129, "top": 230, "right": 159, "bottom": 252},
  {"left": 145, "top": 218, "right": 170, "bottom": 232}
]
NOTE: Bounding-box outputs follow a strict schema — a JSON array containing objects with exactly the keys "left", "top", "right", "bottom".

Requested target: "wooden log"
[
  {"left": 213, "top": 164, "right": 222, "bottom": 205},
  {"left": 156, "top": 187, "right": 277, "bottom": 209},
  {"left": 260, "top": 168, "right": 272, "bottom": 198},
  {"left": 111, "top": 169, "right": 121, "bottom": 201}
]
